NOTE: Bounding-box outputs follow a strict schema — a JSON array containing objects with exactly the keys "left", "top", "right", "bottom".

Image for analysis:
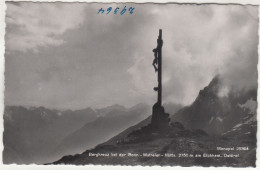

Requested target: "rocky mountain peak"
[{"left": 198, "top": 75, "right": 221, "bottom": 99}]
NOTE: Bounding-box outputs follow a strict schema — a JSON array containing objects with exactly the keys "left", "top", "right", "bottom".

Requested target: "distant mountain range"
[
  {"left": 4, "top": 75, "right": 256, "bottom": 166},
  {"left": 3, "top": 106, "right": 98, "bottom": 164},
  {"left": 53, "top": 75, "right": 257, "bottom": 167},
  {"left": 51, "top": 103, "right": 151, "bottom": 160},
  {"left": 4, "top": 103, "right": 170, "bottom": 164}
]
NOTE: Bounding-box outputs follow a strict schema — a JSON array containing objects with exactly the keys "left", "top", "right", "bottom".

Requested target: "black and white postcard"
[{"left": 0, "top": 0, "right": 259, "bottom": 168}]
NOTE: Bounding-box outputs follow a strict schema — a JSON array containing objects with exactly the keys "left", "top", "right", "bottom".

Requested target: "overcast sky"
[{"left": 4, "top": 2, "right": 258, "bottom": 109}]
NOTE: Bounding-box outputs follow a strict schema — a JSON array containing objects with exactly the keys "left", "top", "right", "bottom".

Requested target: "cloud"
[
  {"left": 5, "top": 2, "right": 86, "bottom": 52},
  {"left": 127, "top": 5, "right": 258, "bottom": 106},
  {"left": 4, "top": 3, "right": 258, "bottom": 109}
]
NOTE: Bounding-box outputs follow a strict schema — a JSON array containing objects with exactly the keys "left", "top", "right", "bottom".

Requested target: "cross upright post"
[{"left": 157, "top": 29, "right": 162, "bottom": 106}]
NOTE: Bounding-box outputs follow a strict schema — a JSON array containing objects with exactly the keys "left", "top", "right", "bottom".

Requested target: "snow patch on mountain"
[{"left": 216, "top": 117, "right": 223, "bottom": 122}]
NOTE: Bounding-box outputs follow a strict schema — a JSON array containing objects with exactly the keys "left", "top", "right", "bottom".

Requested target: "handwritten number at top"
[{"left": 97, "top": 6, "right": 135, "bottom": 15}]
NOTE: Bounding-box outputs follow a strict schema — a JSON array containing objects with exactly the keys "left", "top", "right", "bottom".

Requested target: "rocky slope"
[{"left": 53, "top": 119, "right": 256, "bottom": 167}]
